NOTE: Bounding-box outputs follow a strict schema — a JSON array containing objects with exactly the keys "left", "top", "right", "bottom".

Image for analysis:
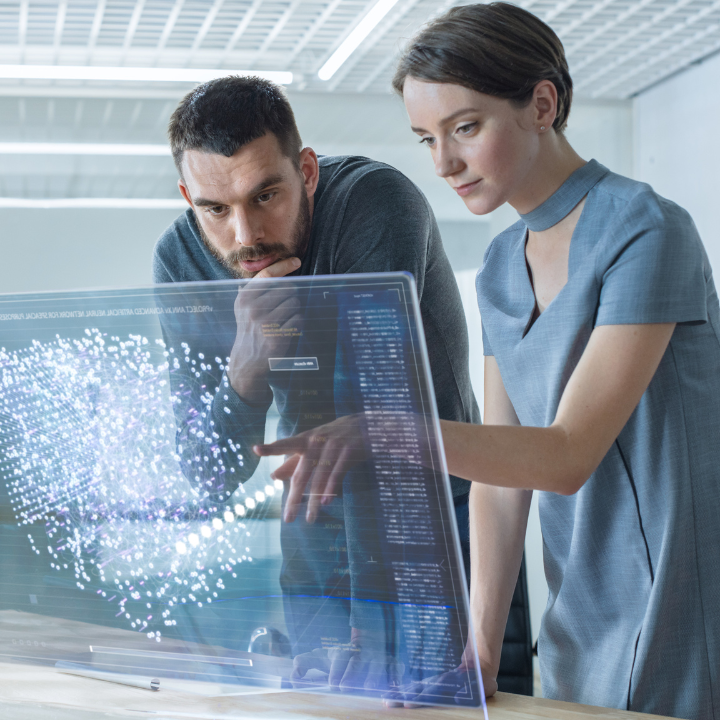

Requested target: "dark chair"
[
  {"left": 455, "top": 496, "right": 533, "bottom": 695},
  {"left": 497, "top": 554, "right": 533, "bottom": 695}
]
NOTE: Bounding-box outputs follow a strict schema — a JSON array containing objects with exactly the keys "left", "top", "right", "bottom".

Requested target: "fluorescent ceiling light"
[
  {"left": 318, "top": 0, "right": 401, "bottom": 81},
  {"left": 0, "top": 198, "right": 186, "bottom": 209},
  {"left": 0, "top": 65, "right": 292, "bottom": 85},
  {"left": 0, "top": 143, "right": 170, "bottom": 156}
]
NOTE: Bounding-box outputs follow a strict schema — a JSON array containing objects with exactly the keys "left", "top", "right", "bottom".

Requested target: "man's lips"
[
  {"left": 238, "top": 255, "right": 277, "bottom": 273},
  {"left": 453, "top": 179, "right": 481, "bottom": 197}
]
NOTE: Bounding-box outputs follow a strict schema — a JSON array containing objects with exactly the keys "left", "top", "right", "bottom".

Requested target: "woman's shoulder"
[
  {"left": 591, "top": 167, "right": 694, "bottom": 232},
  {"left": 590, "top": 168, "right": 711, "bottom": 326}
]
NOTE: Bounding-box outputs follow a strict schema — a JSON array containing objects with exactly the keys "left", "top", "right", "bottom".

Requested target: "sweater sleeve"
[{"left": 331, "top": 166, "right": 431, "bottom": 298}]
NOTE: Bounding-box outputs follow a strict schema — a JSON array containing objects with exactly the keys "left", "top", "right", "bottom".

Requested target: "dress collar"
[{"left": 519, "top": 159, "right": 609, "bottom": 232}]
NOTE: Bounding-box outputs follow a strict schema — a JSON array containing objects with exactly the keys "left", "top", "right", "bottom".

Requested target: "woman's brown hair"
[{"left": 392, "top": 2, "right": 572, "bottom": 132}]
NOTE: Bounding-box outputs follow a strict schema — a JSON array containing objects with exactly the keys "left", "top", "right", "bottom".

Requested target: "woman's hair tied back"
[{"left": 392, "top": 2, "right": 573, "bottom": 132}]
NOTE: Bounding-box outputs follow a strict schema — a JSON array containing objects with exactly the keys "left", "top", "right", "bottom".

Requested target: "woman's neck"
[{"left": 509, "top": 134, "right": 586, "bottom": 215}]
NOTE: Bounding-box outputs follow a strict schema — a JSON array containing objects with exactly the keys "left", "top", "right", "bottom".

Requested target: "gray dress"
[{"left": 476, "top": 160, "right": 720, "bottom": 719}]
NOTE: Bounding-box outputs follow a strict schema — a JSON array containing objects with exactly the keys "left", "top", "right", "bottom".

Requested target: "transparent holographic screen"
[{"left": 0, "top": 273, "right": 483, "bottom": 708}]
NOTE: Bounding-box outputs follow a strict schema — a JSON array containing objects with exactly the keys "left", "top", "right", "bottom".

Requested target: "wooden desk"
[{"left": 0, "top": 661, "right": 678, "bottom": 720}]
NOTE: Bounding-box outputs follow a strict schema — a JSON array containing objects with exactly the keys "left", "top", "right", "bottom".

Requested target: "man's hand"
[
  {"left": 254, "top": 413, "right": 369, "bottom": 523},
  {"left": 227, "top": 257, "right": 302, "bottom": 404},
  {"left": 290, "top": 629, "right": 404, "bottom": 695}
]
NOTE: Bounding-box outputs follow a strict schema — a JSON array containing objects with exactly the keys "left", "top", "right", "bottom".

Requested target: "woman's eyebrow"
[{"left": 411, "top": 107, "right": 478, "bottom": 133}]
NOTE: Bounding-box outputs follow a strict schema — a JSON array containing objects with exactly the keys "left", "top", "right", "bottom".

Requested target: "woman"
[{"left": 258, "top": 3, "right": 720, "bottom": 717}]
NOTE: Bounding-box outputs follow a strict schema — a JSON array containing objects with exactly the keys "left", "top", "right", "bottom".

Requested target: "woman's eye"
[{"left": 457, "top": 122, "right": 477, "bottom": 136}]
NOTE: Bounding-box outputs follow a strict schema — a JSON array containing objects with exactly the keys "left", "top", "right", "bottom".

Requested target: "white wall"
[
  {"left": 634, "top": 51, "right": 720, "bottom": 275},
  {"left": 0, "top": 207, "right": 179, "bottom": 294}
]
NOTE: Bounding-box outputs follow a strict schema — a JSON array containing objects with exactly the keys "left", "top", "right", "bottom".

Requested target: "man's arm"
[
  {"left": 156, "top": 246, "right": 302, "bottom": 502},
  {"left": 331, "top": 166, "right": 431, "bottom": 286},
  {"left": 158, "top": 305, "right": 270, "bottom": 503},
  {"left": 332, "top": 164, "right": 479, "bottom": 435}
]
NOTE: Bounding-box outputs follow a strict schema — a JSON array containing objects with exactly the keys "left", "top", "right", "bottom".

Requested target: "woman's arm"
[
  {"left": 443, "top": 322, "right": 676, "bottom": 495},
  {"left": 255, "top": 323, "right": 676, "bottom": 513},
  {"left": 468, "top": 356, "right": 532, "bottom": 694}
]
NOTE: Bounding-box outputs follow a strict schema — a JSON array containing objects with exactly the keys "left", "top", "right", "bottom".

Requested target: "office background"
[{"left": 0, "top": 0, "right": 714, "bottom": 676}]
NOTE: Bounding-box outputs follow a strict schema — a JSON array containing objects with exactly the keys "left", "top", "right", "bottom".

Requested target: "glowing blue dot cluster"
[{"left": 0, "top": 329, "right": 280, "bottom": 640}]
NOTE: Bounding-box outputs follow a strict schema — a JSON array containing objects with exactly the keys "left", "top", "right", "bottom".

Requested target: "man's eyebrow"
[
  {"left": 411, "top": 107, "right": 478, "bottom": 133},
  {"left": 249, "top": 174, "right": 286, "bottom": 196},
  {"left": 192, "top": 174, "right": 287, "bottom": 207},
  {"left": 193, "top": 197, "right": 224, "bottom": 207}
]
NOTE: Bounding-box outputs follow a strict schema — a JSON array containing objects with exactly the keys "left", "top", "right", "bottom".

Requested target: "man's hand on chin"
[
  {"left": 252, "top": 256, "right": 301, "bottom": 279},
  {"left": 226, "top": 256, "right": 302, "bottom": 405}
]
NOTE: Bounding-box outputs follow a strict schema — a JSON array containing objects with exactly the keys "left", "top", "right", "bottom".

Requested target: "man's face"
[{"left": 178, "top": 133, "right": 318, "bottom": 278}]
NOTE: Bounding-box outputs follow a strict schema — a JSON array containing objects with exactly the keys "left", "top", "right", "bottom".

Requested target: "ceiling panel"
[
  {"left": 0, "top": 0, "right": 711, "bottom": 200},
  {"left": 0, "top": 0, "right": 710, "bottom": 99}
]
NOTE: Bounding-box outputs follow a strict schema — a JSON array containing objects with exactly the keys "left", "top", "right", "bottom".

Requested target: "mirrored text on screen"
[{"left": 0, "top": 273, "right": 484, "bottom": 709}]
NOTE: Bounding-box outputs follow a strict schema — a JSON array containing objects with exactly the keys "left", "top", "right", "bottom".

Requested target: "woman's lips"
[
  {"left": 239, "top": 255, "right": 277, "bottom": 273},
  {"left": 454, "top": 179, "right": 481, "bottom": 197}
]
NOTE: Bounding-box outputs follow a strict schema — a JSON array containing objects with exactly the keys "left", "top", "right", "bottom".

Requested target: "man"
[{"left": 153, "top": 76, "right": 530, "bottom": 694}]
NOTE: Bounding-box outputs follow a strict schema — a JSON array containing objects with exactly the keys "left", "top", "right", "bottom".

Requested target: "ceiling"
[
  {"left": 0, "top": 0, "right": 714, "bottom": 99},
  {"left": 0, "top": 0, "right": 713, "bottom": 201}
]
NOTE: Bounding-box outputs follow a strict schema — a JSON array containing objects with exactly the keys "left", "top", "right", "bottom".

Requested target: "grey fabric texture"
[
  {"left": 153, "top": 154, "right": 478, "bottom": 498},
  {"left": 476, "top": 159, "right": 720, "bottom": 719}
]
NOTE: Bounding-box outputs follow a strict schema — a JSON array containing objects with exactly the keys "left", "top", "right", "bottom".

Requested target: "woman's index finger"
[{"left": 253, "top": 436, "right": 302, "bottom": 456}]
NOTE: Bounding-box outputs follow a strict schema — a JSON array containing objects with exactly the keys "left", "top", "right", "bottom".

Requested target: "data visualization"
[{"left": 0, "top": 273, "right": 484, "bottom": 710}]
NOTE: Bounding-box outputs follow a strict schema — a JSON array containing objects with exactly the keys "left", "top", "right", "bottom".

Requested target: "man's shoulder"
[
  {"left": 319, "top": 154, "right": 417, "bottom": 189},
  {"left": 153, "top": 208, "right": 222, "bottom": 283},
  {"left": 317, "top": 154, "right": 425, "bottom": 208},
  {"left": 155, "top": 207, "right": 195, "bottom": 248}
]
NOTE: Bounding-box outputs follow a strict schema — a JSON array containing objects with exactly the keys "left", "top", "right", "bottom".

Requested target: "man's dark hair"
[
  {"left": 392, "top": 2, "right": 572, "bottom": 132},
  {"left": 168, "top": 75, "right": 303, "bottom": 175}
]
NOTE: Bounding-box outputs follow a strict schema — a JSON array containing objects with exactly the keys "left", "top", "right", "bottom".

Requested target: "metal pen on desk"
[{"left": 55, "top": 661, "right": 160, "bottom": 691}]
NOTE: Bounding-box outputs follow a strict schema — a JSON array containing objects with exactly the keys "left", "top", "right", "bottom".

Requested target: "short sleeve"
[
  {"left": 595, "top": 202, "right": 708, "bottom": 326},
  {"left": 478, "top": 241, "right": 497, "bottom": 356},
  {"left": 481, "top": 321, "right": 494, "bottom": 356}
]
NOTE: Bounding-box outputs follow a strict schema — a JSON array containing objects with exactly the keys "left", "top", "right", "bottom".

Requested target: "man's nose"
[
  {"left": 434, "top": 141, "right": 463, "bottom": 179},
  {"left": 232, "top": 209, "right": 263, "bottom": 246}
]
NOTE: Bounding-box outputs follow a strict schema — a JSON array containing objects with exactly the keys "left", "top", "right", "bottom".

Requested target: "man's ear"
[
  {"left": 178, "top": 179, "right": 193, "bottom": 207},
  {"left": 298, "top": 147, "right": 320, "bottom": 198}
]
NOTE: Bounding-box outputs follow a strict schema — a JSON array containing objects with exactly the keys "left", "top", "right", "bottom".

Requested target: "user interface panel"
[{"left": 0, "top": 274, "right": 483, "bottom": 709}]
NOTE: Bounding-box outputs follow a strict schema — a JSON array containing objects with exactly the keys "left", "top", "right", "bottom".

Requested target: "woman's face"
[{"left": 403, "top": 78, "right": 540, "bottom": 215}]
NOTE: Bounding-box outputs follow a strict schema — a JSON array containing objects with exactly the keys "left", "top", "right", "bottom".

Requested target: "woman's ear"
[{"left": 533, "top": 80, "right": 558, "bottom": 131}]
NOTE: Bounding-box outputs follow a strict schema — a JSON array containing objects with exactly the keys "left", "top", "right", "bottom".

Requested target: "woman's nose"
[{"left": 434, "top": 141, "right": 463, "bottom": 179}]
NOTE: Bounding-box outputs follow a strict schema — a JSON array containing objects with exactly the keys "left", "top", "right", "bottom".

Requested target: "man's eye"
[
  {"left": 257, "top": 192, "right": 276, "bottom": 203},
  {"left": 206, "top": 206, "right": 226, "bottom": 215},
  {"left": 419, "top": 136, "right": 435, "bottom": 147}
]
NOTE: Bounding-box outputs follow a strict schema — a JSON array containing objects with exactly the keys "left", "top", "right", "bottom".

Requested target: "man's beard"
[{"left": 197, "top": 192, "right": 311, "bottom": 279}]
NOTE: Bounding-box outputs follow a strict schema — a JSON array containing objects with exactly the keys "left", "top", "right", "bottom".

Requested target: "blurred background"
[{"left": 0, "top": 0, "right": 716, "bottom": 683}]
